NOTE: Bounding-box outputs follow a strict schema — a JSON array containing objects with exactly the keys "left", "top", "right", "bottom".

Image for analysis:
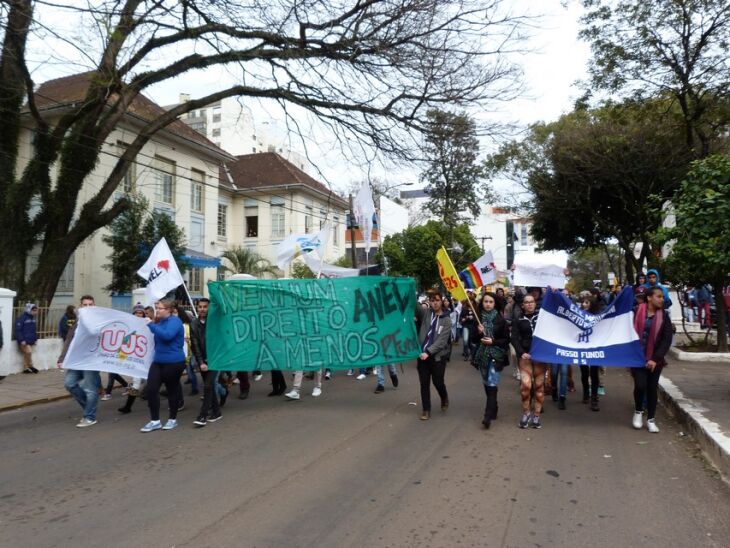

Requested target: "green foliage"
[
  {"left": 220, "top": 246, "right": 277, "bottom": 278},
  {"left": 579, "top": 0, "right": 730, "bottom": 157},
  {"left": 103, "top": 200, "right": 189, "bottom": 292},
  {"left": 487, "top": 98, "right": 692, "bottom": 280},
  {"left": 102, "top": 195, "right": 148, "bottom": 293},
  {"left": 567, "top": 245, "right": 626, "bottom": 293},
  {"left": 290, "top": 261, "right": 315, "bottom": 279},
  {"left": 381, "top": 221, "right": 479, "bottom": 291},
  {"left": 660, "top": 154, "right": 730, "bottom": 351},
  {"left": 421, "top": 109, "right": 488, "bottom": 227}
]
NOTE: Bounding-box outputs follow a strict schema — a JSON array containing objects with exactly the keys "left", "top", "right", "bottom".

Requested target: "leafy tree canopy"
[{"left": 220, "top": 246, "right": 277, "bottom": 278}]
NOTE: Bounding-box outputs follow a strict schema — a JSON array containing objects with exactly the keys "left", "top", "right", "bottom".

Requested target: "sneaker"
[
  {"left": 22, "top": 368, "right": 33, "bottom": 374},
  {"left": 324, "top": 370, "right": 332, "bottom": 380},
  {"left": 558, "top": 397, "right": 566, "bottom": 410},
  {"left": 193, "top": 416, "right": 207, "bottom": 427},
  {"left": 162, "top": 419, "right": 178, "bottom": 430},
  {"left": 140, "top": 420, "right": 162, "bottom": 433},
  {"left": 121, "top": 387, "right": 129, "bottom": 396},
  {"left": 177, "top": 402, "right": 185, "bottom": 412},
  {"left": 356, "top": 373, "right": 366, "bottom": 380},
  {"left": 647, "top": 419, "right": 659, "bottom": 433},
  {"left": 208, "top": 412, "right": 223, "bottom": 422},
  {"left": 390, "top": 374, "right": 399, "bottom": 388},
  {"left": 253, "top": 373, "right": 263, "bottom": 382},
  {"left": 238, "top": 389, "right": 249, "bottom": 400},
  {"left": 101, "top": 393, "right": 112, "bottom": 401},
  {"left": 312, "top": 387, "right": 322, "bottom": 397},
  {"left": 30, "top": 366, "right": 39, "bottom": 374},
  {"left": 374, "top": 384, "right": 385, "bottom": 394},
  {"left": 519, "top": 413, "right": 530, "bottom": 429},
  {"left": 346, "top": 369, "right": 354, "bottom": 376},
  {"left": 530, "top": 415, "right": 542, "bottom": 429},
  {"left": 632, "top": 411, "right": 643, "bottom": 430},
  {"left": 597, "top": 386, "right": 606, "bottom": 396},
  {"left": 284, "top": 390, "right": 300, "bottom": 400},
  {"left": 76, "top": 418, "right": 97, "bottom": 428}
]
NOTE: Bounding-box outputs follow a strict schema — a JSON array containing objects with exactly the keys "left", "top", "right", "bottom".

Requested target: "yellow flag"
[{"left": 436, "top": 246, "right": 468, "bottom": 301}]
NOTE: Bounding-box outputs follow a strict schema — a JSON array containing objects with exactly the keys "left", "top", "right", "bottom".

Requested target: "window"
[
  {"left": 189, "top": 268, "right": 203, "bottom": 293},
  {"left": 252, "top": 147, "right": 257, "bottom": 153},
  {"left": 57, "top": 255, "right": 75, "bottom": 293},
  {"left": 332, "top": 216, "right": 340, "bottom": 246},
  {"left": 520, "top": 224, "right": 528, "bottom": 246},
  {"left": 190, "top": 170, "right": 204, "bottom": 213},
  {"left": 212, "top": 128, "right": 221, "bottom": 137},
  {"left": 305, "top": 206, "right": 313, "bottom": 233},
  {"left": 117, "top": 142, "right": 136, "bottom": 193},
  {"left": 217, "top": 203, "right": 228, "bottom": 238},
  {"left": 154, "top": 156, "right": 175, "bottom": 204},
  {"left": 245, "top": 205, "right": 259, "bottom": 237},
  {"left": 189, "top": 217, "right": 204, "bottom": 252},
  {"left": 271, "top": 197, "right": 285, "bottom": 239},
  {"left": 212, "top": 113, "right": 221, "bottom": 123}
]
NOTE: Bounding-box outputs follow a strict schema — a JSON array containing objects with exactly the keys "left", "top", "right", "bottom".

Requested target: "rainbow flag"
[{"left": 459, "top": 251, "right": 497, "bottom": 289}]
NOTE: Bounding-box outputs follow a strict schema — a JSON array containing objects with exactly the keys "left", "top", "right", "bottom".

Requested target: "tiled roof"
[
  {"left": 31, "top": 72, "right": 229, "bottom": 158},
  {"left": 222, "top": 152, "right": 348, "bottom": 208}
]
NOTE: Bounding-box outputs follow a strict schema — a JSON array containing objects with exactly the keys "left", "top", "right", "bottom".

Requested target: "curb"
[
  {"left": 0, "top": 393, "right": 71, "bottom": 414},
  {"left": 668, "top": 347, "right": 730, "bottom": 363},
  {"left": 659, "top": 376, "right": 730, "bottom": 482}
]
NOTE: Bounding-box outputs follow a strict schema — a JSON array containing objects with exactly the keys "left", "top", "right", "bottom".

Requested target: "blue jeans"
[
  {"left": 376, "top": 364, "right": 397, "bottom": 386},
  {"left": 479, "top": 359, "right": 501, "bottom": 388},
  {"left": 551, "top": 363, "right": 569, "bottom": 397},
  {"left": 186, "top": 359, "right": 199, "bottom": 391},
  {"left": 64, "top": 369, "right": 101, "bottom": 421}
]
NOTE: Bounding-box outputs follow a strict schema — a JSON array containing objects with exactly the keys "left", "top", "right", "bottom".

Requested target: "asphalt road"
[{"left": 1, "top": 359, "right": 729, "bottom": 548}]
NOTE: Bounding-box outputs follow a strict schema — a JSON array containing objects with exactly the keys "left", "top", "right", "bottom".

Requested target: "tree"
[
  {"left": 567, "top": 245, "right": 626, "bottom": 293},
  {"left": 0, "top": 0, "right": 525, "bottom": 302},
  {"left": 487, "top": 99, "right": 694, "bottom": 281},
  {"left": 659, "top": 154, "right": 730, "bottom": 352},
  {"left": 381, "top": 221, "right": 479, "bottom": 291},
  {"left": 102, "top": 194, "right": 149, "bottom": 293},
  {"left": 220, "top": 247, "right": 277, "bottom": 278},
  {"left": 421, "top": 109, "right": 488, "bottom": 230},
  {"left": 579, "top": 0, "right": 730, "bottom": 158},
  {"left": 140, "top": 211, "right": 189, "bottom": 276}
]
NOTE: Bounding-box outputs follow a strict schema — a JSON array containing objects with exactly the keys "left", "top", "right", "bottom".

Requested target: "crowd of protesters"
[{"left": 5, "top": 269, "right": 727, "bottom": 435}]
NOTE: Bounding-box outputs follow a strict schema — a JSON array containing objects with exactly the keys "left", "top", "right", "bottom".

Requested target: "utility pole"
[{"left": 348, "top": 194, "right": 358, "bottom": 268}]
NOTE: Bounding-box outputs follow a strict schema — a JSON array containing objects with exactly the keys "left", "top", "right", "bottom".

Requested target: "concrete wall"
[{"left": 0, "top": 339, "right": 64, "bottom": 376}]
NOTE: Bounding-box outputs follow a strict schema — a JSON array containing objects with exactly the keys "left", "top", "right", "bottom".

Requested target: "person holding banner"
[
  {"left": 415, "top": 291, "right": 452, "bottom": 421},
  {"left": 472, "top": 292, "right": 509, "bottom": 429},
  {"left": 57, "top": 295, "right": 101, "bottom": 428},
  {"left": 632, "top": 286, "right": 673, "bottom": 433},
  {"left": 511, "top": 295, "right": 545, "bottom": 429},
  {"left": 140, "top": 300, "right": 186, "bottom": 433}
]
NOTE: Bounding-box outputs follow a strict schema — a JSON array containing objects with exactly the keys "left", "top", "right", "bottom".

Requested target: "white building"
[{"left": 170, "top": 95, "right": 309, "bottom": 171}]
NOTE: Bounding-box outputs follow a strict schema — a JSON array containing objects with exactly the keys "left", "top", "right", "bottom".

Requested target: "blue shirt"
[{"left": 148, "top": 316, "right": 185, "bottom": 364}]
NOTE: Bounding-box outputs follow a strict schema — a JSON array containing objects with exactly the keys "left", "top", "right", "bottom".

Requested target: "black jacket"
[
  {"left": 190, "top": 317, "right": 207, "bottom": 365},
  {"left": 511, "top": 311, "right": 539, "bottom": 357}
]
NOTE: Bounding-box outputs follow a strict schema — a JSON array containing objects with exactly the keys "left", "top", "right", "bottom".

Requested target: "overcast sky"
[{"left": 28, "top": 0, "right": 591, "bottom": 196}]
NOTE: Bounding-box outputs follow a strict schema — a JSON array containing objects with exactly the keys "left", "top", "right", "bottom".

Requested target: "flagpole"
[{"left": 181, "top": 281, "right": 199, "bottom": 318}]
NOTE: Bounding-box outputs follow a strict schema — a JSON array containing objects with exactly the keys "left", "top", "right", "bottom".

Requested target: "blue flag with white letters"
[{"left": 530, "top": 287, "right": 645, "bottom": 367}]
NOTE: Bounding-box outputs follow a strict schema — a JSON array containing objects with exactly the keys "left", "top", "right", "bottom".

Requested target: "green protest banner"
[{"left": 206, "top": 277, "right": 420, "bottom": 371}]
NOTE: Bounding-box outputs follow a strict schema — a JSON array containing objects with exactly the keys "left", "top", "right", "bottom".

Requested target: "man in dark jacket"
[
  {"left": 192, "top": 299, "right": 222, "bottom": 427},
  {"left": 415, "top": 291, "right": 452, "bottom": 420},
  {"left": 16, "top": 303, "right": 39, "bottom": 373}
]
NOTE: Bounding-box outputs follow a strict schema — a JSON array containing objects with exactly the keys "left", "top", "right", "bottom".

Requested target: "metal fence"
[{"left": 11, "top": 306, "right": 67, "bottom": 340}]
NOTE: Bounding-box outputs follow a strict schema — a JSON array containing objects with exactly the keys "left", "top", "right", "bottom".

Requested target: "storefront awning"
[{"left": 182, "top": 248, "right": 221, "bottom": 269}]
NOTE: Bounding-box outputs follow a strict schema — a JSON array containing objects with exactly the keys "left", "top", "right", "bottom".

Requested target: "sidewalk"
[
  {"left": 659, "top": 356, "right": 730, "bottom": 480},
  {"left": 0, "top": 368, "right": 69, "bottom": 412}
]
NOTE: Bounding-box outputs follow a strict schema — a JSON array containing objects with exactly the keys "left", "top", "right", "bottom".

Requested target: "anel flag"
[{"left": 436, "top": 246, "right": 468, "bottom": 301}]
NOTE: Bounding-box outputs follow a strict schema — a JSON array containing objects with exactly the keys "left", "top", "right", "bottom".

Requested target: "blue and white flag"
[{"left": 530, "top": 286, "right": 645, "bottom": 367}]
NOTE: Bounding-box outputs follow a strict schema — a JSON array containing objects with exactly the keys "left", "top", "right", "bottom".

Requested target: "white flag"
[
  {"left": 354, "top": 182, "right": 375, "bottom": 253},
  {"left": 137, "top": 237, "right": 185, "bottom": 302},
  {"left": 62, "top": 307, "right": 155, "bottom": 378},
  {"left": 276, "top": 223, "right": 330, "bottom": 270},
  {"left": 302, "top": 249, "right": 360, "bottom": 278}
]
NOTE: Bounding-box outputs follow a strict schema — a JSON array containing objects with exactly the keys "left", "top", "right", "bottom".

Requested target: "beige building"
[
  {"left": 220, "top": 153, "right": 349, "bottom": 276},
  {"left": 23, "top": 73, "right": 235, "bottom": 308},
  {"left": 19, "top": 74, "right": 348, "bottom": 307}
]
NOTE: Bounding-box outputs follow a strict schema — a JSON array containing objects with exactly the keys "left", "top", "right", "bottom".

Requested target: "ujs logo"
[{"left": 97, "top": 322, "right": 149, "bottom": 360}]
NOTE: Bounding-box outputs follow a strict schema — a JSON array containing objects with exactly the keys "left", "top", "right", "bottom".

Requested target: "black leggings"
[
  {"left": 105, "top": 373, "right": 128, "bottom": 394},
  {"left": 146, "top": 361, "right": 186, "bottom": 421},
  {"left": 417, "top": 357, "right": 448, "bottom": 412},
  {"left": 633, "top": 367, "right": 662, "bottom": 419},
  {"left": 580, "top": 365, "right": 600, "bottom": 398}
]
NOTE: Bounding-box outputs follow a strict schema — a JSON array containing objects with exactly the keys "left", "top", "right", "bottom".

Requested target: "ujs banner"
[
  {"left": 530, "top": 286, "right": 645, "bottom": 367},
  {"left": 62, "top": 307, "right": 155, "bottom": 378},
  {"left": 207, "top": 277, "right": 420, "bottom": 371}
]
